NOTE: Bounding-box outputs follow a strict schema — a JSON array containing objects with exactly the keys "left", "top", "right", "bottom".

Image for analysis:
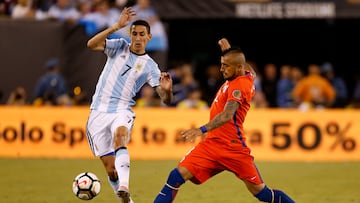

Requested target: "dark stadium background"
[
  {"left": 165, "top": 18, "right": 360, "bottom": 97},
  {"left": 0, "top": 0, "right": 359, "bottom": 104}
]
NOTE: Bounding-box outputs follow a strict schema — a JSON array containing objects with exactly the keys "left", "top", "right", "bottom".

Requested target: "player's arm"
[
  {"left": 203, "top": 100, "right": 239, "bottom": 131},
  {"left": 87, "top": 7, "right": 135, "bottom": 51},
  {"left": 181, "top": 100, "right": 239, "bottom": 141},
  {"left": 155, "top": 72, "right": 173, "bottom": 105}
]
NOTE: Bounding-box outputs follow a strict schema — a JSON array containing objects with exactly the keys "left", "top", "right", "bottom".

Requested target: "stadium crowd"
[
  {"left": 135, "top": 60, "right": 360, "bottom": 110},
  {"left": 1, "top": 0, "right": 360, "bottom": 109},
  {"left": 5, "top": 56, "right": 360, "bottom": 110},
  {"left": 0, "top": 0, "right": 168, "bottom": 67}
]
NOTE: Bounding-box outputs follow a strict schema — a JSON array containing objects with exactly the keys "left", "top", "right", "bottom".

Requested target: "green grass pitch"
[{"left": 1, "top": 158, "right": 360, "bottom": 203}]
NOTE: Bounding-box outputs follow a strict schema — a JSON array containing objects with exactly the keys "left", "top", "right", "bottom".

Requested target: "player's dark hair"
[
  {"left": 131, "top": 20, "right": 151, "bottom": 34},
  {"left": 221, "top": 46, "right": 243, "bottom": 56}
]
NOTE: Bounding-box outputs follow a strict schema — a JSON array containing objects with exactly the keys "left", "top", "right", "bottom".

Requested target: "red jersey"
[
  {"left": 206, "top": 73, "right": 255, "bottom": 146},
  {"left": 178, "top": 73, "right": 263, "bottom": 185}
]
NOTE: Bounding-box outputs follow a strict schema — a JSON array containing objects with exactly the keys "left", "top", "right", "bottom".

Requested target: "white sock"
[
  {"left": 115, "top": 148, "right": 130, "bottom": 189},
  {"left": 108, "top": 176, "right": 119, "bottom": 194}
]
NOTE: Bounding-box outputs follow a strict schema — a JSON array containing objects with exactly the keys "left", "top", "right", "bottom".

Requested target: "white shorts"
[{"left": 86, "top": 110, "right": 135, "bottom": 157}]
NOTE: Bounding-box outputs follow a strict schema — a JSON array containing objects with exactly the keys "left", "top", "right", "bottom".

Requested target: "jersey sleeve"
[
  {"left": 147, "top": 60, "right": 161, "bottom": 88},
  {"left": 104, "top": 38, "right": 128, "bottom": 57},
  {"left": 227, "top": 77, "right": 254, "bottom": 104}
]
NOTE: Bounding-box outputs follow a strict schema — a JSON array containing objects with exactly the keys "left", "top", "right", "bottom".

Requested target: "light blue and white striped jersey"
[{"left": 90, "top": 38, "right": 161, "bottom": 113}]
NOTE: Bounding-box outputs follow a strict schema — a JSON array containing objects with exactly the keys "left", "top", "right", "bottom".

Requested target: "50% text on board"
[{"left": 247, "top": 121, "right": 356, "bottom": 151}]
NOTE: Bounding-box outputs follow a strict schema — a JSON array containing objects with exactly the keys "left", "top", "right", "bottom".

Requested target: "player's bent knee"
[{"left": 177, "top": 166, "right": 193, "bottom": 181}]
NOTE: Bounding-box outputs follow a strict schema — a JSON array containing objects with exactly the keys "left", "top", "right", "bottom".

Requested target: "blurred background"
[
  {"left": 1, "top": 0, "right": 360, "bottom": 109},
  {"left": 1, "top": 1, "right": 360, "bottom": 202}
]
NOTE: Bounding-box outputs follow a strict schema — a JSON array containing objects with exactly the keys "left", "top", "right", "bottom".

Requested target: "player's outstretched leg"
[
  {"left": 115, "top": 147, "right": 132, "bottom": 203},
  {"left": 154, "top": 168, "right": 185, "bottom": 203},
  {"left": 255, "top": 185, "right": 295, "bottom": 203}
]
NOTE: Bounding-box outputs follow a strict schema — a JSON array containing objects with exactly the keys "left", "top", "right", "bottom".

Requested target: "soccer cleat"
[{"left": 117, "top": 186, "right": 131, "bottom": 203}]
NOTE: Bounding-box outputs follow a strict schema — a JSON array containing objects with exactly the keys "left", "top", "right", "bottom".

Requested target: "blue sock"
[
  {"left": 255, "top": 186, "right": 295, "bottom": 203},
  {"left": 273, "top": 189, "right": 295, "bottom": 203},
  {"left": 153, "top": 168, "right": 185, "bottom": 203}
]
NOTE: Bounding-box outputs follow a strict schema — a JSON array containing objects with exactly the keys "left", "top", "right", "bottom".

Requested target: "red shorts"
[{"left": 178, "top": 138, "right": 263, "bottom": 185}]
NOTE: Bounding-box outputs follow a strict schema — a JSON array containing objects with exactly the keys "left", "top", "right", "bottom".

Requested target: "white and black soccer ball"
[{"left": 72, "top": 172, "right": 101, "bottom": 200}]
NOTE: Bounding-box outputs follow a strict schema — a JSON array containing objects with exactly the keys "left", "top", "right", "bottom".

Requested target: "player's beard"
[{"left": 223, "top": 73, "right": 236, "bottom": 81}]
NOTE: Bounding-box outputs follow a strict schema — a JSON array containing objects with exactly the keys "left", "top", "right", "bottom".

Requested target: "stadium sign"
[
  {"left": 235, "top": 2, "right": 336, "bottom": 18},
  {"left": 151, "top": 0, "right": 360, "bottom": 19}
]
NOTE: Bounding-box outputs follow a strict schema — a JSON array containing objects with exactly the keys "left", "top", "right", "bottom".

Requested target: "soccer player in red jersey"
[{"left": 153, "top": 38, "right": 295, "bottom": 203}]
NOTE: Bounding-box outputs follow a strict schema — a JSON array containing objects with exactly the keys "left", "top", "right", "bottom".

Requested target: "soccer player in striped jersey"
[
  {"left": 153, "top": 38, "right": 295, "bottom": 203},
  {"left": 86, "top": 7, "right": 173, "bottom": 203}
]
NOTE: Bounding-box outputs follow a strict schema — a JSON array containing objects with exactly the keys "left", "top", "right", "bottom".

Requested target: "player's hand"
[
  {"left": 181, "top": 128, "right": 203, "bottom": 142},
  {"left": 114, "top": 7, "right": 136, "bottom": 30},
  {"left": 218, "top": 38, "right": 231, "bottom": 52},
  {"left": 159, "top": 72, "right": 173, "bottom": 92}
]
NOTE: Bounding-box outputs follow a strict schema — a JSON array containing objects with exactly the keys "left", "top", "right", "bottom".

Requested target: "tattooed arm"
[
  {"left": 181, "top": 100, "right": 239, "bottom": 141},
  {"left": 203, "top": 100, "right": 239, "bottom": 131}
]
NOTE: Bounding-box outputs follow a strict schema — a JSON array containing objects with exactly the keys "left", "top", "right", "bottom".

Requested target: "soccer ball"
[{"left": 72, "top": 172, "right": 101, "bottom": 200}]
